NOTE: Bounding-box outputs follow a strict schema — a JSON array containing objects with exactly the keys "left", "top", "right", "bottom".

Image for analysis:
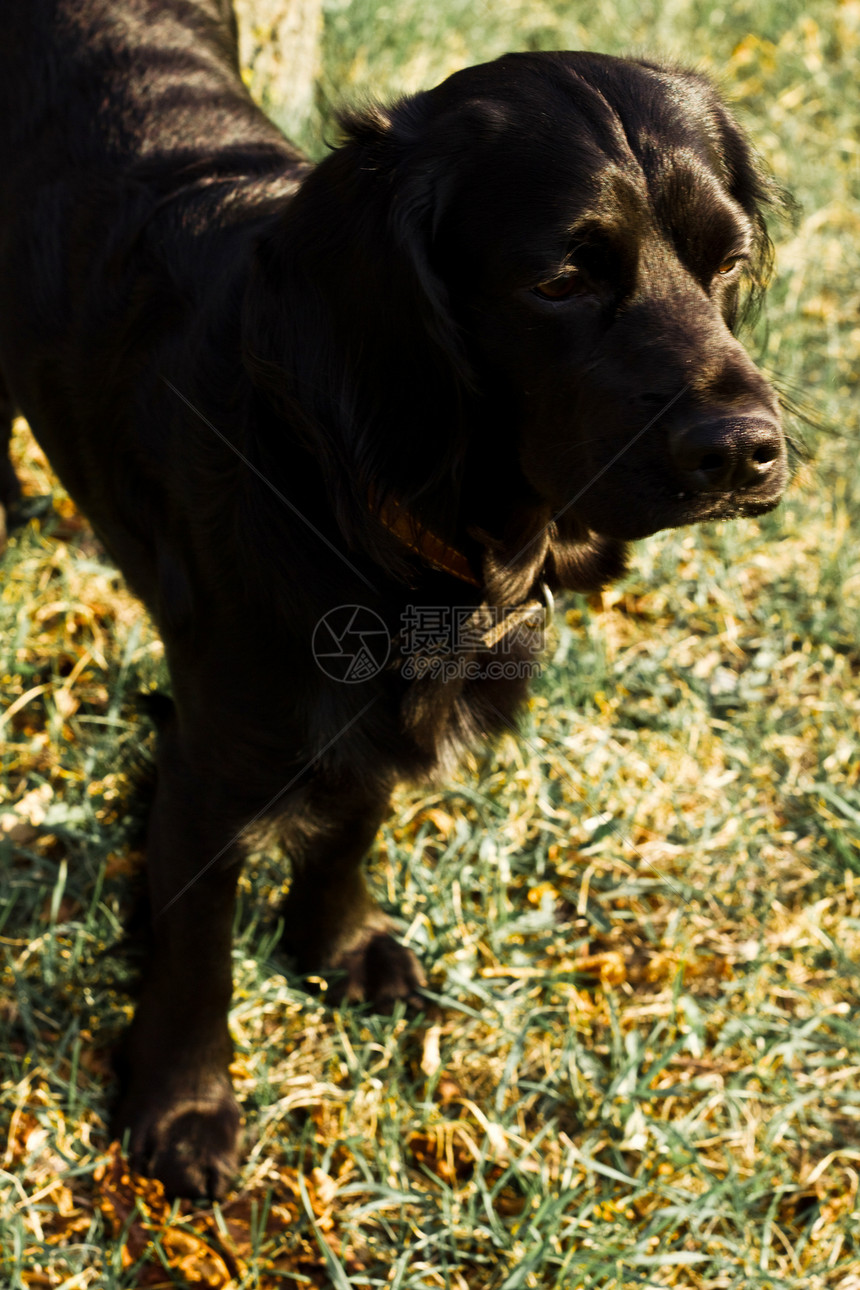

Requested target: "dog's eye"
[
  {"left": 532, "top": 270, "right": 583, "bottom": 300},
  {"left": 716, "top": 256, "right": 742, "bottom": 276}
]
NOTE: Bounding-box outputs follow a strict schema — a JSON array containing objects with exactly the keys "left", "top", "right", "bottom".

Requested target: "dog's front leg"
[
  {"left": 280, "top": 781, "right": 426, "bottom": 1007},
  {"left": 114, "top": 715, "right": 244, "bottom": 1200}
]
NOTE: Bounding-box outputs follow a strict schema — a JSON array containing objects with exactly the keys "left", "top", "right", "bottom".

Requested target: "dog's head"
[{"left": 245, "top": 52, "right": 788, "bottom": 593}]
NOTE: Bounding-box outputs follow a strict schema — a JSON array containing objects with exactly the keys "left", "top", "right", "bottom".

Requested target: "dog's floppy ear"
[
  {"left": 704, "top": 96, "right": 786, "bottom": 327},
  {"left": 242, "top": 92, "right": 476, "bottom": 576},
  {"left": 653, "top": 65, "right": 788, "bottom": 327},
  {"left": 337, "top": 97, "right": 472, "bottom": 380}
]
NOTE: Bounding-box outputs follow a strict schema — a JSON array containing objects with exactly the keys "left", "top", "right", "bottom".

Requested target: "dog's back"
[{"left": 0, "top": 0, "right": 304, "bottom": 595}]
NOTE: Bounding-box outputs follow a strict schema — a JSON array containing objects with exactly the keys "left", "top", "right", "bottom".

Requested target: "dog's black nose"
[{"left": 670, "top": 416, "right": 784, "bottom": 493}]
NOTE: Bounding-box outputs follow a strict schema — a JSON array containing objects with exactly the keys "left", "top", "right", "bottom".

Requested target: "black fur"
[{"left": 0, "top": 1, "right": 787, "bottom": 1198}]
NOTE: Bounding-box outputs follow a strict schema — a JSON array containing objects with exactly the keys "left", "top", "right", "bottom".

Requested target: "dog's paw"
[
  {"left": 330, "top": 929, "right": 427, "bottom": 1009},
  {"left": 115, "top": 1084, "right": 241, "bottom": 1200}
]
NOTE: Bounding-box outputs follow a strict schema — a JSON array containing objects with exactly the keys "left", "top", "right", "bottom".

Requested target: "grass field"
[{"left": 1, "top": 0, "right": 859, "bottom": 1285}]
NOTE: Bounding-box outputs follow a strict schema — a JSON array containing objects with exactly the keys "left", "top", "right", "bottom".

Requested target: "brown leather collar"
[
  {"left": 376, "top": 494, "right": 481, "bottom": 587},
  {"left": 375, "top": 492, "right": 553, "bottom": 651}
]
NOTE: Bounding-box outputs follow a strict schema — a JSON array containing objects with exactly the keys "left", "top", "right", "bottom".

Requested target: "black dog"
[{"left": 0, "top": 1, "right": 787, "bottom": 1198}]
